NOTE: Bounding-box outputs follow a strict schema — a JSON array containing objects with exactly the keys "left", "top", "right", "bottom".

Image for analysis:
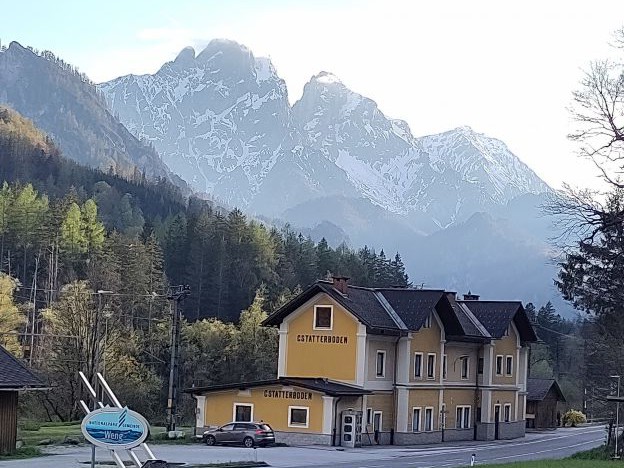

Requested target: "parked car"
[{"left": 203, "top": 422, "right": 275, "bottom": 447}]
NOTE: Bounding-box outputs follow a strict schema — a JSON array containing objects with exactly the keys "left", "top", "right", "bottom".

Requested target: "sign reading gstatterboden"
[
  {"left": 263, "top": 389, "right": 313, "bottom": 400},
  {"left": 295, "top": 334, "right": 349, "bottom": 344},
  {"left": 81, "top": 407, "right": 150, "bottom": 449}
]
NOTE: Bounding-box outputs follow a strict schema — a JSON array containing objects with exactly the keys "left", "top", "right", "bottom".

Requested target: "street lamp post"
[{"left": 612, "top": 375, "right": 621, "bottom": 459}]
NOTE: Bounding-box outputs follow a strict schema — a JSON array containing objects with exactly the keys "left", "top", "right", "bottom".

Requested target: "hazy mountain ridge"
[
  {"left": 0, "top": 42, "right": 188, "bottom": 192},
  {"left": 98, "top": 39, "right": 568, "bottom": 314},
  {"left": 100, "top": 40, "right": 550, "bottom": 233}
]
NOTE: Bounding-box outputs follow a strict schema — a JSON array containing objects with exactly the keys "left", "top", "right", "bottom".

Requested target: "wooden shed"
[
  {"left": 0, "top": 345, "right": 45, "bottom": 454},
  {"left": 525, "top": 378, "right": 566, "bottom": 429}
]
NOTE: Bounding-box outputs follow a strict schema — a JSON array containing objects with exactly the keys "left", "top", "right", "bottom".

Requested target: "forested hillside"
[{"left": 0, "top": 106, "right": 410, "bottom": 422}]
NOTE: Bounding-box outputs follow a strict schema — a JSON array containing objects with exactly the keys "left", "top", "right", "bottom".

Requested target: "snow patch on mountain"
[{"left": 99, "top": 39, "right": 551, "bottom": 233}]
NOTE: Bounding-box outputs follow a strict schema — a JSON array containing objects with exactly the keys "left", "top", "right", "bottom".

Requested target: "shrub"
[
  {"left": 18, "top": 421, "right": 41, "bottom": 431},
  {"left": 563, "top": 409, "right": 587, "bottom": 427}
]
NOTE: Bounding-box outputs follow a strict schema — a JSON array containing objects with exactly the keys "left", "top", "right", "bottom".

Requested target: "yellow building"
[{"left": 188, "top": 277, "right": 537, "bottom": 446}]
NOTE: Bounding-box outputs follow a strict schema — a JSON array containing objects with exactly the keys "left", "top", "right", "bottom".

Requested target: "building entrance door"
[
  {"left": 340, "top": 411, "right": 362, "bottom": 448},
  {"left": 494, "top": 405, "right": 501, "bottom": 440}
]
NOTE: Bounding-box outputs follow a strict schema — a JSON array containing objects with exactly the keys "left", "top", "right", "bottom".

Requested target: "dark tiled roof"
[
  {"left": 527, "top": 378, "right": 566, "bottom": 402},
  {"left": 0, "top": 346, "right": 45, "bottom": 389},
  {"left": 452, "top": 303, "right": 489, "bottom": 339},
  {"left": 460, "top": 301, "right": 537, "bottom": 342},
  {"left": 185, "top": 377, "right": 371, "bottom": 396},
  {"left": 379, "top": 289, "right": 444, "bottom": 330},
  {"left": 263, "top": 281, "right": 536, "bottom": 343},
  {"left": 323, "top": 284, "right": 398, "bottom": 330},
  {"left": 263, "top": 282, "right": 399, "bottom": 331}
]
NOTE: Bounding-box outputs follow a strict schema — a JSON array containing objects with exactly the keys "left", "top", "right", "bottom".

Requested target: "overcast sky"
[{"left": 3, "top": 0, "right": 624, "bottom": 190}]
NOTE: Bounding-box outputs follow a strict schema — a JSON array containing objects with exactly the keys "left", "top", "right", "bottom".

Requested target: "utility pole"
[
  {"left": 612, "top": 375, "right": 621, "bottom": 459},
  {"left": 166, "top": 285, "right": 190, "bottom": 433}
]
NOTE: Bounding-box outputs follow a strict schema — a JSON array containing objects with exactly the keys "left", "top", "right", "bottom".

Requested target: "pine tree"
[
  {"left": 81, "top": 199, "right": 105, "bottom": 251},
  {"left": 60, "top": 202, "right": 87, "bottom": 255}
]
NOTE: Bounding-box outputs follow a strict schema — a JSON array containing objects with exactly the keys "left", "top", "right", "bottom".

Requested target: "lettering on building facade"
[
  {"left": 296, "top": 334, "right": 348, "bottom": 344},
  {"left": 263, "top": 390, "right": 313, "bottom": 400}
]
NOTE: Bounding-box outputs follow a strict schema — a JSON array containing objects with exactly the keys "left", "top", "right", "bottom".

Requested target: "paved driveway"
[{"left": 0, "top": 426, "right": 605, "bottom": 468}]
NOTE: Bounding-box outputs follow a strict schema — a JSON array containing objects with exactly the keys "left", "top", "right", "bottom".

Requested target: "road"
[
  {"left": 0, "top": 426, "right": 604, "bottom": 468},
  {"left": 309, "top": 426, "right": 605, "bottom": 468}
]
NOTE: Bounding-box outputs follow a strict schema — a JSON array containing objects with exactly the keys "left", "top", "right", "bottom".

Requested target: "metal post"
[
  {"left": 617, "top": 376, "right": 621, "bottom": 459},
  {"left": 166, "top": 299, "right": 179, "bottom": 432},
  {"left": 166, "top": 285, "right": 190, "bottom": 433}
]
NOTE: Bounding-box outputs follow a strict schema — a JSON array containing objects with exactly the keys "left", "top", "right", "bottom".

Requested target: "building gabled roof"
[
  {"left": 263, "top": 282, "right": 400, "bottom": 332},
  {"left": 450, "top": 302, "right": 491, "bottom": 341},
  {"left": 459, "top": 301, "right": 538, "bottom": 342},
  {"left": 382, "top": 288, "right": 465, "bottom": 337},
  {"left": 185, "top": 377, "right": 371, "bottom": 397},
  {"left": 527, "top": 378, "right": 566, "bottom": 402},
  {"left": 0, "top": 345, "right": 45, "bottom": 390},
  {"left": 263, "top": 280, "right": 537, "bottom": 343}
]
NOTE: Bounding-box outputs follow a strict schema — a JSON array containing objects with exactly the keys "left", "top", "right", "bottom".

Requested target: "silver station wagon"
[{"left": 203, "top": 422, "right": 276, "bottom": 447}]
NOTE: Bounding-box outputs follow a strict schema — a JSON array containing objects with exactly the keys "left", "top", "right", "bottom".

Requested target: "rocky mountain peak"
[{"left": 172, "top": 46, "right": 196, "bottom": 66}]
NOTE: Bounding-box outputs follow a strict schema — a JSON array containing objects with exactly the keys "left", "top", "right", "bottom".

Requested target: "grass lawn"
[
  {"left": 481, "top": 462, "right": 617, "bottom": 467},
  {"left": 17, "top": 421, "right": 195, "bottom": 446},
  {"left": 0, "top": 447, "right": 43, "bottom": 460}
]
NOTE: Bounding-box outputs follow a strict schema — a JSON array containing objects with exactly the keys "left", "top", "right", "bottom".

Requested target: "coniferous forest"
[{"left": 0, "top": 106, "right": 410, "bottom": 422}]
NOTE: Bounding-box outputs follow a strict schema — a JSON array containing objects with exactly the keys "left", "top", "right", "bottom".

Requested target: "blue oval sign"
[{"left": 81, "top": 407, "right": 150, "bottom": 449}]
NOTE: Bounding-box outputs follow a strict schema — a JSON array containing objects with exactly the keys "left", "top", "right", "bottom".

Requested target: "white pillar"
[
  {"left": 277, "top": 322, "right": 288, "bottom": 377},
  {"left": 356, "top": 324, "right": 367, "bottom": 386},
  {"left": 396, "top": 335, "right": 412, "bottom": 385},
  {"left": 483, "top": 344, "right": 494, "bottom": 386},
  {"left": 322, "top": 396, "right": 335, "bottom": 434},
  {"left": 196, "top": 395, "right": 206, "bottom": 428},
  {"left": 481, "top": 390, "right": 492, "bottom": 423},
  {"left": 396, "top": 387, "right": 409, "bottom": 432}
]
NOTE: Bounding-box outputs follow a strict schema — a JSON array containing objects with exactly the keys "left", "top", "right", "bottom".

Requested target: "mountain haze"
[
  {"left": 99, "top": 39, "right": 567, "bottom": 314},
  {"left": 0, "top": 41, "right": 187, "bottom": 191}
]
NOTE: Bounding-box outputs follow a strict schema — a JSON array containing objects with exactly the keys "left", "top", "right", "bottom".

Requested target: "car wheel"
[
  {"left": 243, "top": 437, "right": 254, "bottom": 448},
  {"left": 205, "top": 435, "right": 216, "bottom": 446}
]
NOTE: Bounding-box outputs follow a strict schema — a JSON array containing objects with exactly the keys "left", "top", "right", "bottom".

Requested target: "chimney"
[
  {"left": 332, "top": 276, "right": 350, "bottom": 295},
  {"left": 446, "top": 291, "right": 457, "bottom": 303},
  {"left": 463, "top": 290, "right": 480, "bottom": 301}
]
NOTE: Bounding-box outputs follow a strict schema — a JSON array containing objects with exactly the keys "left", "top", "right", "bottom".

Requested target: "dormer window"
[
  {"left": 314, "top": 305, "right": 333, "bottom": 330},
  {"left": 423, "top": 315, "right": 431, "bottom": 328}
]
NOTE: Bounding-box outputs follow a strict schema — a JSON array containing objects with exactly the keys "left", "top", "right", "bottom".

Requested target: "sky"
[{"left": 2, "top": 0, "right": 624, "bottom": 190}]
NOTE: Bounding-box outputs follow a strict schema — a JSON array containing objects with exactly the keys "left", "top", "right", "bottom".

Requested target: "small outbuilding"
[
  {"left": 0, "top": 345, "right": 45, "bottom": 454},
  {"left": 525, "top": 378, "right": 566, "bottom": 429}
]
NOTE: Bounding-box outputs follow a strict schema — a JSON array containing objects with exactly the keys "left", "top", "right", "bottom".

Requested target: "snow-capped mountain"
[
  {"left": 421, "top": 126, "right": 550, "bottom": 204},
  {"left": 100, "top": 40, "right": 292, "bottom": 205},
  {"left": 99, "top": 39, "right": 569, "bottom": 314},
  {"left": 100, "top": 39, "right": 550, "bottom": 233},
  {"left": 0, "top": 42, "right": 187, "bottom": 190}
]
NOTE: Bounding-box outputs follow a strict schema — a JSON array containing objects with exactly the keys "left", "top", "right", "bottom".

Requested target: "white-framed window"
[
  {"left": 505, "top": 355, "right": 513, "bottom": 376},
  {"left": 233, "top": 403, "right": 254, "bottom": 422},
  {"left": 460, "top": 356, "right": 470, "bottom": 380},
  {"left": 423, "top": 315, "right": 431, "bottom": 328},
  {"left": 288, "top": 406, "right": 309, "bottom": 428},
  {"left": 496, "top": 355, "right": 503, "bottom": 375},
  {"left": 427, "top": 353, "right": 436, "bottom": 379},
  {"left": 442, "top": 354, "right": 448, "bottom": 380},
  {"left": 313, "top": 305, "right": 333, "bottom": 330},
  {"left": 412, "top": 407, "right": 421, "bottom": 432},
  {"left": 366, "top": 408, "right": 372, "bottom": 425},
  {"left": 376, "top": 350, "right": 386, "bottom": 378},
  {"left": 504, "top": 404, "right": 512, "bottom": 423},
  {"left": 456, "top": 405, "right": 471, "bottom": 429},
  {"left": 373, "top": 411, "right": 383, "bottom": 432},
  {"left": 424, "top": 407, "right": 434, "bottom": 431},
  {"left": 414, "top": 352, "right": 423, "bottom": 378}
]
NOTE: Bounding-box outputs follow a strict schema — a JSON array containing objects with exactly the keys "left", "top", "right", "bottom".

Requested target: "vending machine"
[{"left": 341, "top": 410, "right": 363, "bottom": 448}]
